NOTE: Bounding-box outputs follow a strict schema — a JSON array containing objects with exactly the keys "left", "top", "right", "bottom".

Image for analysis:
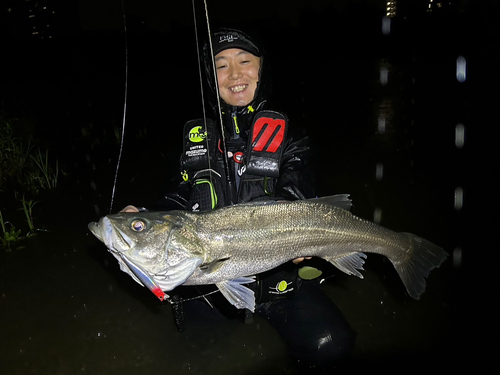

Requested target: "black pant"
[
  {"left": 179, "top": 280, "right": 356, "bottom": 369},
  {"left": 256, "top": 280, "right": 356, "bottom": 368}
]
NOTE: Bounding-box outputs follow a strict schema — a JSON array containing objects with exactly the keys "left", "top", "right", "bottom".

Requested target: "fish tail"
[{"left": 391, "top": 233, "right": 448, "bottom": 299}]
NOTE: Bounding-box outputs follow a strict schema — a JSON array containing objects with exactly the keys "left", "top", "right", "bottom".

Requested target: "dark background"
[{"left": 1, "top": 0, "right": 498, "bottom": 373}]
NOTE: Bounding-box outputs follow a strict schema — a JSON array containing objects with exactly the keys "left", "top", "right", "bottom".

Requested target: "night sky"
[{"left": 76, "top": 0, "right": 387, "bottom": 32}]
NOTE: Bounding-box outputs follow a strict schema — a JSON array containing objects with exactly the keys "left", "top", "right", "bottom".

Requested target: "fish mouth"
[
  {"left": 88, "top": 217, "right": 136, "bottom": 252},
  {"left": 88, "top": 221, "right": 102, "bottom": 241}
]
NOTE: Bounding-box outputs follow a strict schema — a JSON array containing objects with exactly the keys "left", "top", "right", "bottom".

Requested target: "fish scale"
[{"left": 88, "top": 194, "right": 448, "bottom": 311}]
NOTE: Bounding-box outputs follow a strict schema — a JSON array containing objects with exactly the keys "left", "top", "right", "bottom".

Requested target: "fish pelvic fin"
[
  {"left": 216, "top": 277, "right": 256, "bottom": 312},
  {"left": 325, "top": 252, "right": 367, "bottom": 278},
  {"left": 391, "top": 233, "right": 448, "bottom": 300}
]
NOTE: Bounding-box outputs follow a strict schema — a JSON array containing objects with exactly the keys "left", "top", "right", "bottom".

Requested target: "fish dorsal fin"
[
  {"left": 313, "top": 194, "right": 353, "bottom": 211},
  {"left": 324, "top": 252, "right": 367, "bottom": 278},
  {"left": 216, "top": 277, "right": 256, "bottom": 311}
]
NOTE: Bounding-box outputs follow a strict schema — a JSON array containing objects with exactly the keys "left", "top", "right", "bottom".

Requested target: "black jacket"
[{"left": 153, "top": 103, "right": 315, "bottom": 211}]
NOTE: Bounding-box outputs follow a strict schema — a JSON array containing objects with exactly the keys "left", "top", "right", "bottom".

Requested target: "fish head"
[{"left": 88, "top": 211, "right": 204, "bottom": 296}]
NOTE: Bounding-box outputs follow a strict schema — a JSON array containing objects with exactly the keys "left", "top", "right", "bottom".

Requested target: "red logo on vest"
[
  {"left": 233, "top": 151, "right": 244, "bottom": 163},
  {"left": 251, "top": 117, "right": 285, "bottom": 153}
]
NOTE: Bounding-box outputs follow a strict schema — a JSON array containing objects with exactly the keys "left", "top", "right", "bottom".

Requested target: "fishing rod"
[
  {"left": 109, "top": 0, "right": 129, "bottom": 214},
  {"left": 110, "top": 0, "right": 236, "bottom": 213},
  {"left": 195, "top": 0, "right": 238, "bottom": 205}
]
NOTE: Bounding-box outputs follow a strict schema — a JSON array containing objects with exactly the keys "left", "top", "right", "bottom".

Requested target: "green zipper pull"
[
  {"left": 181, "top": 170, "right": 189, "bottom": 182},
  {"left": 233, "top": 115, "right": 240, "bottom": 135}
]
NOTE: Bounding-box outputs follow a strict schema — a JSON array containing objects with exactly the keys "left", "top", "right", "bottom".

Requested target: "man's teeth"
[{"left": 230, "top": 84, "right": 248, "bottom": 93}]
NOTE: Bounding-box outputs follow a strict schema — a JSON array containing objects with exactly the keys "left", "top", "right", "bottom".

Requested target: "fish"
[{"left": 88, "top": 194, "right": 448, "bottom": 311}]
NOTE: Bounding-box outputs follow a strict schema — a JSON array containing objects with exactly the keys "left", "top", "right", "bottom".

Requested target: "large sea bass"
[{"left": 88, "top": 195, "right": 447, "bottom": 311}]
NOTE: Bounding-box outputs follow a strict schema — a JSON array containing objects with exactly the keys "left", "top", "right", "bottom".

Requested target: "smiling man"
[{"left": 215, "top": 48, "right": 261, "bottom": 107}]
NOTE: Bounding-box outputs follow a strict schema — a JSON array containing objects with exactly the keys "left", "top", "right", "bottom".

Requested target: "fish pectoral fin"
[
  {"left": 325, "top": 252, "right": 367, "bottom": 278},
  {"left": 200, "top": 256, "right": 231, "bottom": 274},
  {"left": 216, "top": 277, "right": 256, "bottom": 312}
]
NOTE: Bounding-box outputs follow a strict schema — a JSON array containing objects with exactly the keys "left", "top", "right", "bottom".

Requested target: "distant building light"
[
  {"left": 380, "top": 66, "right": 389, "bottom": 85},
  {"left": 382, "top": 16, "right": 391, "bottom": 35},
  {"left": 385, "top": 1, "right": 396, "bottom": 18},
  {"left": 455, "top": 123, "right": 465, "bottom": 148},
  {"left": 456, "top": 56, "right": 467, "bottom": 83}
]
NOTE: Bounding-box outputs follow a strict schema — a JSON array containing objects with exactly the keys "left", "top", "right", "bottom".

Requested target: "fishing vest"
[
  {"left": 180, "top": 110, "right": 289, "bottom": 212},
  {"left": 179, "top": 109, "right": 301, "bottom": 304}
]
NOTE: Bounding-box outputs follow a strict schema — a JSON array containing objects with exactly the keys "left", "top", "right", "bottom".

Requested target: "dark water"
[{"left": 1, "top": 7, "right": 498, "bottom": 375}]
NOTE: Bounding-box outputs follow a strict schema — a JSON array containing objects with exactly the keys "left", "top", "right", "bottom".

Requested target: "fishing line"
[
  {"left": 191, "top": 0, "right": 215, "bottom": 188},
  {"left": 202, "top": 0, "right": 224, "bottom": 132},
  {"left": 192, "top": 0, "right": 208, "bottom": 126},
  {"left": 109, "top": 0, "right": 129, "bottom": 214},
  {"left": 202, "top": 0, "right": 236, "bottom": 204}
]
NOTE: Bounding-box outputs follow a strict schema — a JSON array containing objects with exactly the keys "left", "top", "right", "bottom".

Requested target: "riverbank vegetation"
[{"left": 0, "top": 112, "right": 59, "bottom": 250}]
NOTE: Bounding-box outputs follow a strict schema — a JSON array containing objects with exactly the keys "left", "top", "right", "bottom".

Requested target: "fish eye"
[{"left": 131, "top": 220, "right": 146, "bottom": 232}]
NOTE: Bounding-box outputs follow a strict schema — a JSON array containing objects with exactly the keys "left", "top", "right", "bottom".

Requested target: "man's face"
[{"left": 215, "top": 48, "right": 261, "bottom": 107}]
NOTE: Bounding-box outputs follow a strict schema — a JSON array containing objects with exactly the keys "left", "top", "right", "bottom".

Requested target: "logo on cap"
[{"left": 219, "top": 34, "right": 239, "bottom": 44}]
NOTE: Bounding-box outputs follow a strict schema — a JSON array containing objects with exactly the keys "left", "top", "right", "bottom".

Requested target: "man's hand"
[
  {"left": 121, "top": 205, "right": 140, "bottom": 213},
  {"left": 292, "top": 257, "right": 312, "bottom": 264}
]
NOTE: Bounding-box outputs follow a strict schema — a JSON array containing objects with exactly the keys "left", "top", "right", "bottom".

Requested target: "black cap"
[{"left": 211, "top": 28, "right": 261, "bottom": 57}]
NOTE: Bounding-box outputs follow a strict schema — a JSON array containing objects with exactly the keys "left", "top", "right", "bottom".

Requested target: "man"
[{"left": 124, "top": 28, "right": 356, "bottom": 369}]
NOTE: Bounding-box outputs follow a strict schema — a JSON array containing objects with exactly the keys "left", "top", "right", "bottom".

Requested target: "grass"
[
  {"left": 20, "top": 196, "right": 38, "bottom": 234},
  {"left": 0, "top": 209, "right": 23, "bottom": 251},
  {"left": 0, "top": 113, "right": 59, "bottom": 250},
  {"left": 31, "top": 148, "right": 59, "bottom": 190}
]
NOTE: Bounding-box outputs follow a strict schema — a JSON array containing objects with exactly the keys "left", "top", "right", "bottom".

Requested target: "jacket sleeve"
[
  {"left": 275, "top": 125, "right": 317, "bottom": 201},
  {"left": 150, "top": 173, "right": 191, "bottom": 211}
]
